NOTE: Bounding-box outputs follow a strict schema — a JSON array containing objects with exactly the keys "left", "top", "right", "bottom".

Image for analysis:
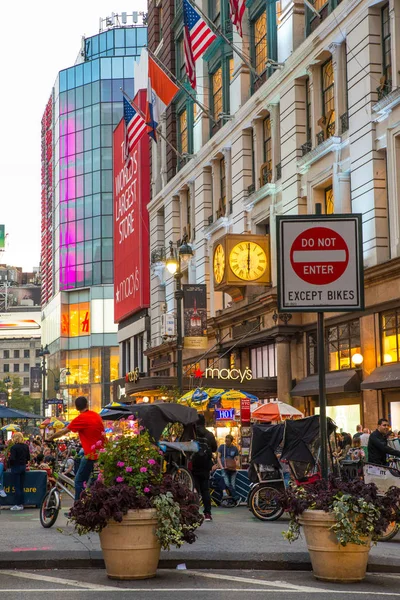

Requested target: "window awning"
[
  {"left": 291, "top": 369, "right": 361, "bottom": 397},
  {"left": 361, "top": 363, "right": 400, "bottom": 390}
]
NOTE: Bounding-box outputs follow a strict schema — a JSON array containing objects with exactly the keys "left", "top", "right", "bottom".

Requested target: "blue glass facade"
[{"left": 53, "top": 26, "right": 147, "bottom": 292}]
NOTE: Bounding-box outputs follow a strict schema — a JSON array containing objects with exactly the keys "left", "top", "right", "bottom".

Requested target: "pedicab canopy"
[
  {"left": 101, "top": 402, "right": 199, "bottom": 441},
  {"left": 281, "top": 415, "right": 337, "bottom": 465},
  {"left": 249, "top": 424, "right": 285, "bottom": 469}
]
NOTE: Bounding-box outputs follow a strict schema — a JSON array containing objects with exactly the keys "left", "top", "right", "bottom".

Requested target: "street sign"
[{"left": 277, "top": 215, "right": 364, "bottom": 312}]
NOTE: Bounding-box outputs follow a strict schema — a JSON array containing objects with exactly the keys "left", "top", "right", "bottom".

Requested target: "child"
[{"left": 346, "top": 437, "right": 366, "bottom": 462}]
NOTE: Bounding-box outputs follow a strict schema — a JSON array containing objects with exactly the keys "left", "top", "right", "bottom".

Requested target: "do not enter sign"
[
  {"left": 277, "top": 215, "right": 364, "bottom": 312},
  {"left": 290, "top": 227, "right": 349, "bottom": 286}
]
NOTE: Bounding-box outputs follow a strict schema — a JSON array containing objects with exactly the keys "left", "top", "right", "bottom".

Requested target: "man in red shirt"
[{"left": 48, "top": 396, "right": 105, "bottom": 501}]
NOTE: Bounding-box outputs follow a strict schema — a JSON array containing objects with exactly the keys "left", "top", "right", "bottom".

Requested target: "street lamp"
[
  {"left": 39, "top": 344, "right": 50, "bottom": 416},
  {"left": 165, "top": 235, "right": 194, "bottom": 394},
  {"left": 3, "top": 376, "right": 12, "bottom": 406}
]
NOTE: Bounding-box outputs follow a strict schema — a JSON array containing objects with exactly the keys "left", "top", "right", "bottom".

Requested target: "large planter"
[
  {"left": 298, "top": 509, "right": 371, "bottom": 583},
  {"left": 99, "top": 508, "right": 161, "bottom": 580}
]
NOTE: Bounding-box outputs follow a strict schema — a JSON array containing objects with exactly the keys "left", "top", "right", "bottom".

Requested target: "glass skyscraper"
[{"left": 41, "top": 20, "right": 147, "bottom": 418}]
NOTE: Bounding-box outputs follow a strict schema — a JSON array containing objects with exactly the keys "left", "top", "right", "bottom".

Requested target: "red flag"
[{"left": 229, "top": 0, "right": 246, "bottom": 38}]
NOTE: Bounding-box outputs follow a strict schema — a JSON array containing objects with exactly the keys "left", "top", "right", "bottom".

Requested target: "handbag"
[{"left": 224, "top": 446, "right": 237, "bottom": 471}]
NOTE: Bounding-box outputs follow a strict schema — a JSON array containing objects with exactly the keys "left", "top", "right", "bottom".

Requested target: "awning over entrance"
[
  {"left": 291, "top": 369, "right": 361, "bottom": 397},
  {"left": 361, "top": 363, "right": 400, "bottom": 390}
]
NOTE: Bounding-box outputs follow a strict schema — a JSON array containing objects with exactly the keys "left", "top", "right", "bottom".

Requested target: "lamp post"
[
  {"left": 46, "top": 366, "right": 71, "bottom": 417},
  {"left": 39, "top": 344, "right": 50, "bottom": 417},
  {"left": 3, "top": 376, "right": 12, "bottom": 407},
  {"left": 164, "top": 235, "right": 194, "bottom": 395}
]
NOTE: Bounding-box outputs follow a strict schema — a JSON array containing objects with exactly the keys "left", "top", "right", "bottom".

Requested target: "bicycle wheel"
[
  {"left": 249, "top": 484, "right": 284, "bottom": 521},
  {"left": 172, "top": 466, "right": 194, "bottom": 491},
  {"left": 40, "top": 489, "right": 60, "bottom": 528},
  {"left": 378, "top": 521, "right": 399, "bottom": 542}
]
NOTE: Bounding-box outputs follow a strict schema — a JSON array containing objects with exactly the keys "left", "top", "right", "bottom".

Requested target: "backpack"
[{"left": 192, "top": 433, "right": 212, "bottom": 470}]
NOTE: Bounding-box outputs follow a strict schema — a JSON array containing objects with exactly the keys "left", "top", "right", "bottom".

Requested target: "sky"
[{"left": 0, "top": 1, "right": 146, "bottom": 271}]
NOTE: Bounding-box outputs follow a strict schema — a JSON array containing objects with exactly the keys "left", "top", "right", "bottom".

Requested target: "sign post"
[{"left": 277, "top": 208, "right": 364, "bottom": 479}]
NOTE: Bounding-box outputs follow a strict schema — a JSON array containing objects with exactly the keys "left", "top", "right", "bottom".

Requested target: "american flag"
[
  {"left": 123, "top": 96, "right": 147, "bottom": 160},
  {"left": 229, "top": 0, "right": 246, "bottom": 38},
  {"left": 183, "top": 0, "right": 217, "bottom": 89}
]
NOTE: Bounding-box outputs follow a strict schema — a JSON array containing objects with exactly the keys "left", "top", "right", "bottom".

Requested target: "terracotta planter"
[
  {"left": 298, "top": 509, "right": 371, "bottom": 583},
  {"left": 99, "top": 508, "right": 161, "bottom": 580}
]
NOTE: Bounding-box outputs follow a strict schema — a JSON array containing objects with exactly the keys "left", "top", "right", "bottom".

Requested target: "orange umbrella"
[{"left": 252, "top": 402, "right": 303, "bottom": 422}]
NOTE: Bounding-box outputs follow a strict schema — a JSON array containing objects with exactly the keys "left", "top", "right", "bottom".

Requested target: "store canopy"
[
  {"left": 0, "top": 406, "right": 43, "bottom": 420},
  {"left": 252, "top": 401, "right": 303, "bottom": 422},
  {"left": 361, "top": 363, "right": 400, "bottom": 390},
  {"left": 291, "top": 369, "right": 360, "bottom": 397}
]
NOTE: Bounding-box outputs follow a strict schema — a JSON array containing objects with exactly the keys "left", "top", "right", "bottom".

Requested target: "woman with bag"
[
  {"left": 9, "top": 432, "right": 30, "bottom": 511},
  {"left": 217, "top": 434, "right": 240, "bottom": 505}
]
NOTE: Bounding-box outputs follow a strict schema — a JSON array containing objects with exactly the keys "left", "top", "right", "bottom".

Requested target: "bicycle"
[
  {"left": 40, "top": 469, "right": 75, "bottom": 528},
  {"left": 159, "top": 441, "right": 197, "bottom": 492}
]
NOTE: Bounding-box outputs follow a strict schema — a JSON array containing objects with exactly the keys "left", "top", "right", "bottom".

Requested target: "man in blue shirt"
[{"left": 217, "top": 434, "right": 240, "bottom": 504}]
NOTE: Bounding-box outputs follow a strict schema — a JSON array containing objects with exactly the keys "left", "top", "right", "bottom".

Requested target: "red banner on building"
[
  {"left": 113, "top": 90, "right": 150, "bottom": 323},
  {"left": 240, "top": 397, "right": 251, "bottom": 425}
]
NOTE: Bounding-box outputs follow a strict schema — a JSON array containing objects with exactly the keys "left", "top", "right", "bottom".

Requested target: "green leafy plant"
[{"left": 280, "top": 478, "right": 400, "bottom": 546}]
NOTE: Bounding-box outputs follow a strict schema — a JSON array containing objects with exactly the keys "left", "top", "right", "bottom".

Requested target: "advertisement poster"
[
  {"left": 6, "top": 286, "right": 41, "bottom": 307},
  {"left": 183, "top": 284, "right": 208, "bottom": 349},
  {"left": 30, "top": 367, "right": 42, "bottom": 393},
  {"left": 113, "top": 90, "right": 150, "bottom": 323}
]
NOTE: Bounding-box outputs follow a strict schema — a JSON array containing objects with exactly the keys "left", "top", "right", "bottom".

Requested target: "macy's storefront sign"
[{"left": 204, "top": 367, "right": 253, "bottom": 383}]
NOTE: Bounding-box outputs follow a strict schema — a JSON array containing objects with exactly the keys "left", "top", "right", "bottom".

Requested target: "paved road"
[
  {"left": 1, "top": 568, "right": 400, "bottom": 599},
  {"left": 1, "top": 505, "right": 400, "bottom": 571}
]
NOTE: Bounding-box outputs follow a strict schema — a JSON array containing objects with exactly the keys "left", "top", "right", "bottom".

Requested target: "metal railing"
[
  {"left": 247, "top": 183, "right": 255, "bottom": 194},
  {"left": 316, "top": 131, "right": 325, "bottom": 145},
  {"left": 340, "top": 111, "right": 349, "bottom": 134},
  {"left": 261, "top": 168, "right": 273, "bottom": 186},
  {"left": 301, "top": 140, "right": 312, "bottom": 156},
  {"left": 377, "top": 80, "right": 392, "bottom": 101}
]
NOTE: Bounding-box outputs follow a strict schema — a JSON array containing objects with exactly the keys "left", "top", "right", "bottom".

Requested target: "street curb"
[{"left": 1, "top": 553, "right": 400, "bottom": 573}]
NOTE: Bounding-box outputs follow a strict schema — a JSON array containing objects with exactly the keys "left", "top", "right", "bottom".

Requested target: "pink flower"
[
  {"left": 83, "top": 481, "right": 87, "bottom": 488},
  {"left": 140, "top": 467, "right": 147, "bottom": 473},
  {"left": 128, "top": 415, "right": 136, "bottom": 421},
  {"left": 132, "top": 429, "right": 139, "bottom": 435},
  {"left": 139, "top": 426, "right": 145, "bottom": 431},
  {"left": 99, "top": 448, "right": 106, "bottom": 454},
  {"left": 116, "top": 476, "right": 124, "bottom": 483},
  {"left": 97, "top": 473, "right": 104, "bottom": 482},
  {"left": 158, "top": 450, "right": 164, "bottom": 455},
  {"left": 144, "top": 487, "right": 150, "bottom": 493},
  {"left": 96, "top": 440, "right": 103, "bottom": 448},
  {"left": 125, "top": 466, "right": 133, "bottom": 473},
  {"left": 147, "top": 459, "right": 156, "bottom": 465},
  {"left": 91, "top": 444, "right": 96, "bottom": 450},
  {"left": 117, "top": 461, "right": 125, "bottom": 468}
]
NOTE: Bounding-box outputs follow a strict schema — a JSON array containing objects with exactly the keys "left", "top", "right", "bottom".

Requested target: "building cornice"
[{"left": 364, "top": 257, "right": 400, "bottom": 288}]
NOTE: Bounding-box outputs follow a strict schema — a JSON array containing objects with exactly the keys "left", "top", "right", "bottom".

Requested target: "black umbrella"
[
  {"left": 101, "top": 402, "right": 199, "bottom": 441},
  {"left": 281, "top": 415, "right": 336, "bottom": 465},
  {"left": 249, "top": 424, "right": 285, "bottom": 468}
]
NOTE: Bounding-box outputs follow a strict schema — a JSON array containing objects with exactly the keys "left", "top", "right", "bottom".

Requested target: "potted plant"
[
  {"left": 69, "top": 424, "right": 202, "bottom": 580},
  {"left": 280, "top": 477, "right": 400, "bottom": 583}
]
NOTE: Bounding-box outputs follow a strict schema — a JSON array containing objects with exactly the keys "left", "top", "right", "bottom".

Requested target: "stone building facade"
[{"left": 147, "top": 0, "right": 400, "bottom": 433}]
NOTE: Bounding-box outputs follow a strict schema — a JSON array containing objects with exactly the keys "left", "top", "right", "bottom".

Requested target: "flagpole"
[
  {"left": 187, "top": 0, "right": 262, "bottom": 82},
  {"left": 121, "top": 88, "right": 186, "bottom": 160},
  {"left": 146, "top": 47, "right": 217, "bottom": 125}
]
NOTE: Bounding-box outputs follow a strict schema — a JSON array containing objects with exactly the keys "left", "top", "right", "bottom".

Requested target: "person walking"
[
  {"left": 368, "top": 418, "right": 400, "bottom": 466},
  {"left": 192, "top": 414, "right": 217, "bottom": 522},
  {"left": 47, "top": 396, "right": 105, "bottom": 501},
  {"left": 9, "top": 432, "right": 30, "bottom": 511},
  {"left": 217, "top": 434, "right": 240, "bottom": 505}
]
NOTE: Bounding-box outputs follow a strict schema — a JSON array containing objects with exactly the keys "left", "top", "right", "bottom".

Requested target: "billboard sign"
[
  {"left": 113, "top": 90, "right": 150, "bottom": 323},
  {"left": 183, "top": 284, "right": 208, "bottom": 349},
  {"left": 277, "top": 215, "right": 364, "bottom": 312},
  {"left": 6, "top": 286, "right": 41, "bottom": 307}
]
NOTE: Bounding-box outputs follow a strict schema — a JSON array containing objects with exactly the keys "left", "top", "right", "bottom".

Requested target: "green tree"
[{"left": 0, "top": 376, "right": 39, "bottom": 414}]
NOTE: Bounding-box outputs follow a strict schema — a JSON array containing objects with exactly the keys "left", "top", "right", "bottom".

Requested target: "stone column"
[
  {"left": 251, "top": 117, "right": 264, "bottom": 191},
  {"left": 222, "top": 147, "right": 232, "bottom": 215},
  {"left": 268, "top": 103, "right": 280, "bottom": 182},
  {"left": 333, "top": 172, "right": 351, "bottom": 213},
  {"left": 278, "top": 0, "right": 305, "bottom": 62},
  {"left": 276, "top": 336, "right": 293, "bottom": 405},
  {"left": 329, "top": 42, "right": 346, "bottom": 136}
]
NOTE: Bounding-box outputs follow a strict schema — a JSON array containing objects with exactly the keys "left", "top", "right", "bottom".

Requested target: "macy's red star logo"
[{"left": 194, "top": 368, "right": 204, "bottom": 378}]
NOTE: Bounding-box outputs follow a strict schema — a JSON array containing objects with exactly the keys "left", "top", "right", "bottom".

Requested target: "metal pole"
[
  {"left": 315, "top": 202, "right": 328, "bottom": 480},
  {"left": 41, "top": 357, "right": 46, "bottom": 418},
  {"left": 175, "top": 259, "right": 184, "bottom": 395}
]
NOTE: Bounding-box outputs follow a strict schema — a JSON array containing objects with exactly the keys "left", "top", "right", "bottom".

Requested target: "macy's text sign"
[
  {"left": 205, "top": 367, "right": 252, "bottom": 382},
  {"left": 277, "top": 215, "right": 364, "bottom": 312}
]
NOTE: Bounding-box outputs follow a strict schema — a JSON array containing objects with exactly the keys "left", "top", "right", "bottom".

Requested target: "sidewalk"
[{"left": 1, "top": 505, "right": 400, "bottom": 572}]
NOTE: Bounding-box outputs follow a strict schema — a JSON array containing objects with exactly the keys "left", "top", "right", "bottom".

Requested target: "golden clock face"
[
  {"left": 213, "top": 244, "right": 225, "bottom": 284},
  {"left": 229, "top": 241, "right": 267, "bottom": 281}
]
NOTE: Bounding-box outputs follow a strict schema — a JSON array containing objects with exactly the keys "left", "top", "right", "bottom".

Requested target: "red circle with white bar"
[{"left": 290, "top": 227, "right": 349, "bottom": 285}]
